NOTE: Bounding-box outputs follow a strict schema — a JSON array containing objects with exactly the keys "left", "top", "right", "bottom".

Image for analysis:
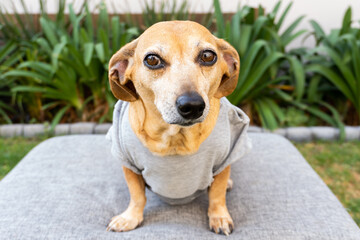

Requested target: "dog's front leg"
[
  {"left": 107, "top": 166, "right": 146, "bottom": 232},
  {"left": 208, "top": 166, "right": 234, "bottom": 235}
]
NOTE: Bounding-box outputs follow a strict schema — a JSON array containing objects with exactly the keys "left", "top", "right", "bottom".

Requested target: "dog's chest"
[{"left": 121, "top": 107, "right": 231, "bottom": 199}]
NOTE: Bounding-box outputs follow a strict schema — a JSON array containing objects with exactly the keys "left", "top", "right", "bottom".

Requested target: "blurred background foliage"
[{"left": 0, "top": 0, "right": 359, "bottom": 137}]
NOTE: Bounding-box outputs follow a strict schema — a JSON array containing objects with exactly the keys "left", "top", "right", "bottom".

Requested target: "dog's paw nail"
[
  {"left": 226, "top": 179, "right": 233, "bottom": 192},
  {"left": 229, "top": 223, "right": 234, "bottom": 233},
  {"left": 209, "top": 215, "right": 234, "bottom": 235}
]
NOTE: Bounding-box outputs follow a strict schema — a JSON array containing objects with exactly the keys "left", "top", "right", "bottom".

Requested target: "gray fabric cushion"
[{"left": 0, "top": 133, "right": 359, "bottom": 240}]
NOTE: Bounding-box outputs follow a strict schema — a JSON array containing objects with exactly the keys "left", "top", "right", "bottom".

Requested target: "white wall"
[
  {"left": 247, "top": 0, "right": 360, "bottom": 48},
  {"left": 1, "top": 0, "right": 359, "bottom": 48}
]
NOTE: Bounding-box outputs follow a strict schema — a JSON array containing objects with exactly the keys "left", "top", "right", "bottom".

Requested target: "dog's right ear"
[{"left": 108, "top": 38, "right": 139, "bottom": 102}]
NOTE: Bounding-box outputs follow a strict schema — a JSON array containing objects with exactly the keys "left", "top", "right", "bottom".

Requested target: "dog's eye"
[
  {"left": 200, "top": 50, "right": 217, "bottom": 66},
  {"left": 144, "top": 54, "right": 164, "bottom": 69}
]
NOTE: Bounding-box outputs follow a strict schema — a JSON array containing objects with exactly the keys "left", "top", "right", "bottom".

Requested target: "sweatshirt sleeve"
[
  {"left": 106, "top": 100, "right": 142, "bottom": 175},
  {"left": 213, "top": 98, "right": 252, "bottom": 175}
]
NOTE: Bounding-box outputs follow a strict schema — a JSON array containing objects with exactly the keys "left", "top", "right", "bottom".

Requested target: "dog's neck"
[{"left": 128, "top": 98, "right": 220, "bottom": 156}]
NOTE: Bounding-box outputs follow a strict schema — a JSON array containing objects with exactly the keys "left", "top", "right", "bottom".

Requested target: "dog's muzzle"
[{"left": 176, "top": 92, "right": 205, "bottom": 121}]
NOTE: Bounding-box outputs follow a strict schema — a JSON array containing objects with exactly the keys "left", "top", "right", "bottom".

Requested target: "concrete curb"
[
  {"left": 248, "top": 126, "right": 360, "bottom": 142},
  {"left": 0, "top": 123, "right": 359, "bottom": 142},
  {"left": 0, "top": 123, "right": 111, "bottom": 138}
]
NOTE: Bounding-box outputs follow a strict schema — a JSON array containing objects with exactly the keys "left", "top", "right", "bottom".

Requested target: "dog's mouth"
[
  {"left": 167, "top": 115, "right": 206, "bottom": 127},
  {"left": 171, "top": 120, "right": 201, "bottom": 127},
  {"left": 180, "top": 122, "right": 196, "bottom": 127}
]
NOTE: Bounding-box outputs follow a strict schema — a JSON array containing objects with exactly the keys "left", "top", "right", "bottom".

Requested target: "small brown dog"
[{"left": 106, "top": 21, "right": 250, "bottom": 235}]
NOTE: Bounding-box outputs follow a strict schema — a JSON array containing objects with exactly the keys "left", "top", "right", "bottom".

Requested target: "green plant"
[
  {"left": 0, "top": 0, "right": 354, "bottom": 134},
  {"left": 0, "top": 41, "right": 25, "bottom": 123},
  {"left": 136, "top": 0, "right": 213, "bottom": 31},
  {"left": 212, "top": 0, "right": 346, "bottom": 134},
  {"left": 141, "top": 0, "right": 190, "bottom": 28},
  {"left": 3, "top": 1, "right": 138, "bottom": 128},
  {"left": 0, "top": 0, "right": 39, "bottom": 42},
  {"left": 306, "top": 7, "right": 360, "bottom": 124},
  {"left": 213, "top": 0, "right": 306, "bottom": 129}
]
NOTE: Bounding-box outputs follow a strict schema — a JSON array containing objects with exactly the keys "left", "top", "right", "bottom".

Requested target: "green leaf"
[
  {"left": 99, "top": 28, "right": 110, "bottom": 60},
  {"left": 83, "top": 43, "right": 94, "bottom": 66},
  {"left": 213, "top": 0, "right": 225, "bottom": 37},
  {"left": 66, "top": 44, "right": 91, "bottom": 78},
  {"left": 0, "top": 51, "right": 23, "bottom": 69},
  {"left": 276, "top": 2, "right": 293, "bottom": 30},
  {"left": 52, "top": 38, "right": 67, "bottom": 70},
  {"left": 12, "top": 86, "right": 47, "bottom": 93},
  {"left": 230, "top": 11, "right": 241, "bottom": 47},
  {"left": 341, "top": 35, "right": 360, "bottom": 108},
  {"left": 283, "top": 29, "right": 307, "bottom": 46},
  {"left": 243, "top": 76, "right": 290, "bottom": 101},
  {"left": 17, "top": 61, "right": 54, "bottom": 75},
  {"left": 340, "top": 7, "right": 352, "bottom": 35},
  {"left": 80, "top": 27, "right": 91, "bottom": 44},
  {"left": 254, "top": 98, "right": 278, "bottom": 130},
  {"left": 309, "top": 20, "right": 326, "bottom": 45},
  {"left": 281, "top": 15, "right": 305, "bottom": 41},
  {"left": 271, "top": 1, "right": 281, "bottom": 17},
  {"left": 50, "top": 105, "right": 71, "bottom": 131},
  {"left": 266, "top": 98, "right": 285, "bottom": 123},
  {"left": 307, "top": 75, "right": 322, "bottom": 103},
  {"left": 36, "top": 38, "right": 52, "bottom": 55},
  {"left": 320, "top": 101, "right": 345, "bottom": 140},
  {"left": 237, "top": 40, "right": 268, "bottom": 89},
  {"left": 40, "top": 16, "right": 58, "bottom": 47},
  {"left": 3, "top": 70, "right": 50, "bottom": 83},
  {"left": 239, "top": 25, "right": 252, "bottom": 56},
  {"left": 251, "top": 16, "right": 268, "bottom": 41},
  {"left": 278, "top": 92, "right": 337, "bottom": 127},
  {"left": 234, "top": 52, "right": 284, "bottom": 103},
  {"left": 287, "top": 56, "right": 305, "bottom": 100},
  {"left": 111, "top": 16, "right": 120, "bottom": 53},
  {"left": 306, "top": 64, "right": 356, "bottom": 103},
  {"left": 84, "top": 4, "right": 94, "bottom": 39},
  {"left": 0, "top": 41, "right": 17, "bottom": 62},
  {"left": 0, "top": 104, "right": 12, "bottom": 123},
  {"left": 98, "top": 1, "right": 110, "bottom": 33},
  {"left": 69, "top": 4, "right": 82, "bottom": 48},
  {"left": 318, "top": 46, "right": 356, "bottom": 91},
  {"left": 95, "top": 43, "right": 105, "bottom": 63}
]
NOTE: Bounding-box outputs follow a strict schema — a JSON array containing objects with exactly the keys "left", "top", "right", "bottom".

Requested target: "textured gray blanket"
[{"left": 0, "top": 134, "right": 359, "bottom": 239}]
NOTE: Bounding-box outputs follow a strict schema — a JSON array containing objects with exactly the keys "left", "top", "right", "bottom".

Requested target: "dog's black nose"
[{"left": 176, "top": 92, "right": 205, "bottom": 120}]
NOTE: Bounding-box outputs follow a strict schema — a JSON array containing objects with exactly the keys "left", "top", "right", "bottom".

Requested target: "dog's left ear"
[
  {"left": 108, "top": 38, "right": 139, "bottom": 102},
  {"left": 214, "top": 39, "right": 240, "bottom": 98}
]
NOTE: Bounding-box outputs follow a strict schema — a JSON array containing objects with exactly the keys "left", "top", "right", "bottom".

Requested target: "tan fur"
[
  {"left": 208, "top": 166, "right": 233, "bottom": 236},
  {"left": 129, "top": 97, "right": 220, "bottom": 155},
  {"left": 107, "top": 166, "right": 146, "bottom": 232},
  {"left": 107, "top": 21, "right": 240, "bottom": 235}
]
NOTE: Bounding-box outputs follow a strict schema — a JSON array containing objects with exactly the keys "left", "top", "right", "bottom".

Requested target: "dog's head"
[{"left": 109, "top": 21, "right": 239, "bottom": 126}]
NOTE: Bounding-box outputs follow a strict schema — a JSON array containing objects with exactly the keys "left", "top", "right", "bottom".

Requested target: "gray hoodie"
[{"left": 107, "top": 97, "right": 251, "bottom": 205}]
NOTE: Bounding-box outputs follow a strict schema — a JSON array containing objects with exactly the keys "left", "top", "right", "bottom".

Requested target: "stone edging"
[
  {"left": 0, "top": 123, "right": 111, "bottom": 138},
  {"left": 0, "top": 123, "right": 359, "bottom": 142},
  {"left": 248, "top": 126, "right": 360, "bottom": 142}
]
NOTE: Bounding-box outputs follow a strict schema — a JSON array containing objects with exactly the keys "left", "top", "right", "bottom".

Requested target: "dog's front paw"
[
  {"left": 208, "top": 210, "right": 234, "bottom": 236},
  {"left": 106, "top": 210, "right": 143, "bottom": 232}
]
